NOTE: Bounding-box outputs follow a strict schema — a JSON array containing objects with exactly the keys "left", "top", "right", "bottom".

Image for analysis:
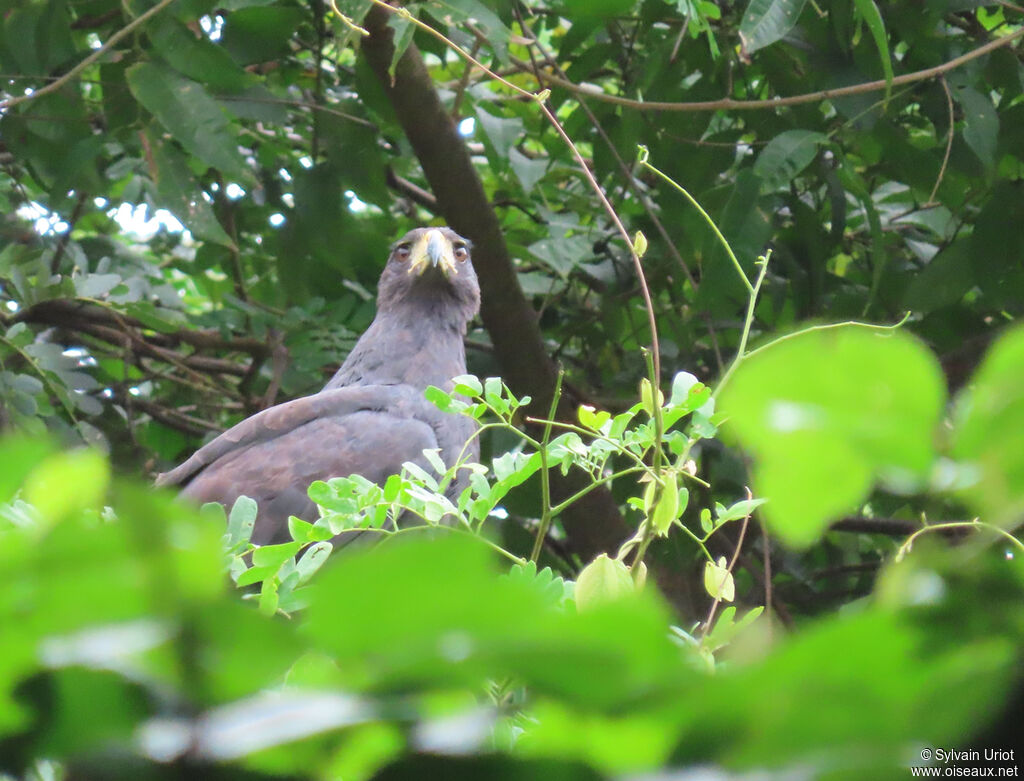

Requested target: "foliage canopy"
[{"left": 1, "top": 0, "right": 1023, "bottom": 777}]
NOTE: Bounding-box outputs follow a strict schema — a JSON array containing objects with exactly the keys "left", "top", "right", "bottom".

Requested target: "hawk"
[{"left": 157, "top": 227, "right": 480, "bottom": 544}]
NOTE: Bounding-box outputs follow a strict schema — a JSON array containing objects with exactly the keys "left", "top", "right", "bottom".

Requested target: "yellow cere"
[{"left": 407, "top": 229, "right": 458, "bottom": 276}]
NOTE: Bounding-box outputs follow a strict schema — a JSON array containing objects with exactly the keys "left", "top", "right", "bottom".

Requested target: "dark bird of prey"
[{"left": 156, "top": 227, "right": 480, "bottom": 544}]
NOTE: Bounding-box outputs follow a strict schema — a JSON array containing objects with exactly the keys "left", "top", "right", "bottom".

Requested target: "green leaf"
[
  {"left": 149, "top": 17, "right": 254, "bottom": 92},
  {"left": 639, "top": 378, "right": 664, "bottom": 416},
  {"left": 753, "top": 130, "right": 829, "bottom": 190},
  {"left": 577, "top": 404, "right": 610, "bottom": 431},
  {"left": 22, "top": 449, "right": 109, "bottom": 524},
  {"left": 304, "top": 535, "right": 678, "bottom": 708},
  {"left": 483, "top": 376, "right": 503, "bottom": 402},
  {"left": 220, "top": 6, "right": 305, "bottom": 65},
  {"left": 236, "top": 564, "right": 277, "bottom": 587},
  {"left": 715, "top": 497, "right": 768, "bottom": 524},
  {"left": 665, "top": 372, "right": 713, "bottom": 428},
  {"left": 452, "top": 374, "right": 483, "bottom": 397},
  {"left": 704, "top": 605, "right": 764, "bottom": 653},
  {"left": 669, "top": 372, "right": 701, "bottom": 406},
  {"left": 562, "top": 0, "right": 638, "bottom": 20},
  {"left": 383, "top": 474, "right": 404, "bottom": 503},
  {"left": 475, "top": 108, "right": 523, "bottom": 173},
  {"left": 126, "top": 62, "right": 247, "bottom": 180},
  {"left": 718, "top": 326, "right": 946, "bottom": 547},
  {"left": 852, "top": 0, "right": 893, "bottom": 102},
  {"left": 955, "top": 85, "right": 998, "bottom": 169},
  {"left": 296, "top": 541, "right": 333, "bottom": 584},
  {"left": 509, "top": 148, "right": 547, "bottom": 192},
  {"left": 694, "top": 169, "right": 773, "bottom": 311},
  {"left": 288, "top": 516, "right": 314, "bottom": 543},
  {"left": 402, "top": 462, "right": 439, "bottom": 491},
  {"left": 699, "top": 507, "right": 714, "bottom": 534},
  {"left": 433, "top": 0, "right": 511, "bottom": 61},
  {"left": 671, "top": 589, "right": 1021, "bottom": 766},
  {"left": 217, "top": 84, "right": 288, "bottom": 123},
  {"left": 633, "top": 230, "right": 648, "bottom": 258},
  {"left": 703, "top": 557, "right": 735, "bottom": 601},
  {"left": 227, "top": 496, "right": 257, "bottom": 547},
  {"left": 950, "top": 323, "right": 1024, "bottom": 523},
  {"left": 424, "top": 385, "right": 455, "bottom": 412},
  {"left": 387, "top": 14, "right": 415, "bottom": 79},
  {"left": 259, "top": 576, "right": 279, "bottom": 615},
  {"left": 649, "top": 479, "right": 681, "bottom": 537},
  {"left": 3, "top": 5, "right": 43, "bottom": 75},
  {"left": 251, "top": 541, "right": 302, "bottom": 569},
  {"left": 149, "top": 135, "right": 235, "bottom": 246},
  {"left": 739, "top": 0, "right": 809, "bottom": 54},
  {"left": 422, "top": 448, "right": 446, "bottom": 475},
  {"left": 74, "top": 273, "right": 122, "bottom": 299},
  {"left": 526, "top": 233, "right": 591, "bottom": 278},
  {"left": 575, "top": 554, "right": 635, "bottom": 610},
  {"left": 902, "top": 239, "right": 975, "bottom": 313},
  {"left": 0, "top": 436, "right": 54, "bottom": 506}
]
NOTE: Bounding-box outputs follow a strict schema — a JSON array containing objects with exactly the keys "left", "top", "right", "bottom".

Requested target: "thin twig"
[
  {"left": 220, "top": 94, "right": 379, "bottom": 127},
  {"left": 50, "top": 191, "right": 89, "bottom": 275},
  {"left": 926, "top": 76, "right": 955, "bottom": 206},
  {"left": 639, "top": 149, "right": 752, "bottom": 293},
  {"left": 536, "top": 100, "right": 661, "bottom": 382},
  {"left": 738, "top": 312, "right": 911, "bottom": 365},
  {"left": 531, "top": 368, "right": 564, "bottom": 563},
  {"left": 451, "top": 37, "right": 482, "bottom": 119},
  {"left": 759, "top": 517, "right": 772, "bottom": 630}
]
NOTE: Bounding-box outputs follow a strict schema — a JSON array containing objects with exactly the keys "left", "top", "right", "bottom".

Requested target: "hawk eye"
[
  {"left": 395, "top": 244, "right": 411, "bottom": 261},
  {"left": 454, "top": 244, "right": 468, "bottom": 262}
]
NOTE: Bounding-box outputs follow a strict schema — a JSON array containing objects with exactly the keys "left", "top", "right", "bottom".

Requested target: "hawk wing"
[{"left": 156, "top": 384, "right": 471, "bottom": 544}]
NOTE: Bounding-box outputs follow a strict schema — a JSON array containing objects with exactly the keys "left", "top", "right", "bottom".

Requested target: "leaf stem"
[
  {"left": 527, "top": 418, "right": 650, "bottom": 472},
  {"left": 355, "top": 524, "right": 528, "bottom": 565},
  {"left": 549, "top": 466, "right": 647, "bottom": 517},
  {"left": 637, "top": 149, "right": 752, "bottom": 293},
  {"left": 714, "top": 250, "right": 771, "bottom": 398},
  {"left": 629, "top": 350, "right": 666, "bottom": 581},
  {"left": 741, "top": 311, "right": 911, "bottom": 364},
  {"left": 531, "top": 369, "right": 563, "bottom": 562}
]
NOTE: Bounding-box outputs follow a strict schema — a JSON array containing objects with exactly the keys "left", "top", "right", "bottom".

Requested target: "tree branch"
[
  {"left": 10, "top": 299, "right": 271, "bottom": 358},
  {"left": 507, "top": 26, "right": 1024, "bottom": 113},
  {"left": 385, "top": 167, "right": 438, "bottom": 211}
]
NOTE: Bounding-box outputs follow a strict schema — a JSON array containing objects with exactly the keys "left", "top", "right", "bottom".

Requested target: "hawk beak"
[
  {"left": 427, "top": 231, "right": 447, "bottom": 267},
  {"left": 408, "top": 229, "right": 457, "bottom": 276}
]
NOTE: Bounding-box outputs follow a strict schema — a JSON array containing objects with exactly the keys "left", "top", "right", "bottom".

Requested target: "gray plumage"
[{"left": 156, "top": 227, "right": 480, "bottom": 544}]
